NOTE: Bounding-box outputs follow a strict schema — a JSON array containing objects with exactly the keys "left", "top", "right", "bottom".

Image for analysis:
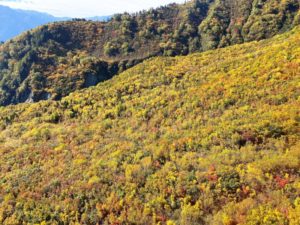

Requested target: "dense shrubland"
[
  {"left": 0, "top": 26, "right": 299, "bottom": 224},
  {"left": 0, "top": 0, "right": 299, "bottom": 106}
]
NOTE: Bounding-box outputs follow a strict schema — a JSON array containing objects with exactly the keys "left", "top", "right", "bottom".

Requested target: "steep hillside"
[
  {"left": 0, "top": 0, "right": 299, "bottom": 106},
  {"left": 0, "top": 26, "right": 299, "bottom": 225}
]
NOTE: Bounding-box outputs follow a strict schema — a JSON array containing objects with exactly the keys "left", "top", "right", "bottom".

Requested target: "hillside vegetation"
[
  {"left": 0, "top": 26, "right": 299, "bottom": 224},
  {"left": 0, "top": 0, "right": 299, "bottom": 106}
]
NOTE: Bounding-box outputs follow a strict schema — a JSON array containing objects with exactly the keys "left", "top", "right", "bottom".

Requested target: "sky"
[{"left": 0, "top": 0, "right": 187, "bottom": 17}]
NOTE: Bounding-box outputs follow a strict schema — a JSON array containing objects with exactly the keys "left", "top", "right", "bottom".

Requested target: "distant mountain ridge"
[
  {"left": 88, "top": 16, "right": 112, "bottom": 21},
  {"left": 0, "top": 5, "right": 63, "bottom": 41},
  {"left": 0, "top": 5, "right": 111, "bottom": 41}
]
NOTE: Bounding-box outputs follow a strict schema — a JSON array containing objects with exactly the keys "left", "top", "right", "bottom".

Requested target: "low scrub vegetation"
[{"left": 0, "top": 26, "right": 299, "bottom": 224}]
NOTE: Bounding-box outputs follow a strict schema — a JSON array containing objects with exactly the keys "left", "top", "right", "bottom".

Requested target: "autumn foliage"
[{"left": 0, "top": 25, "right": 299, "bottom": 224}]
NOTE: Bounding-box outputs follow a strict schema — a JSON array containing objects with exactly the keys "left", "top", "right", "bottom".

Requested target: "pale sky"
[{"left": 0, "top": 0, "right": 187, "bottom": 17}]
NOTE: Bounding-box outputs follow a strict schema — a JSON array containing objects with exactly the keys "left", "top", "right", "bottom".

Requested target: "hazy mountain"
[
  {"left": 0, "top": 5, "right": 111, "bottom": 41},
  {"left": 0, "top": 5, "right": 63, "bottom": 41},
  {"left": 88, "top": 15, "right": 111, "bottom": 21}
]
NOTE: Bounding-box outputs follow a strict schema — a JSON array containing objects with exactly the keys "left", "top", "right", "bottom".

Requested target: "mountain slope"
[
  {"left": 0, "top": 26, "right": 299, "bottom": 224},
  {"left": 0, "top": 0, "right": 299, "bottom": 106}
]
